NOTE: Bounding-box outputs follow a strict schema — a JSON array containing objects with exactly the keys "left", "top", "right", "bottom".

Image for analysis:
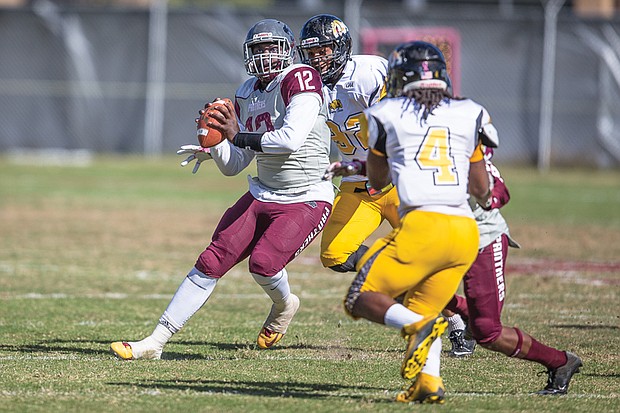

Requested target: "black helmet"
[
  {"left": 298, "top": 14, "right": 352, "bottom": 86},
  {"left": 243, "top": 19, "right": 296, "bottom": 82},
  {"left": 386, "top": 41, "right": 452, "bottom": 97}
]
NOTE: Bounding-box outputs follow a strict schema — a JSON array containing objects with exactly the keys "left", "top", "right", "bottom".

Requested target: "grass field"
[{"left": 1, "top": 155, "right": 619, "bottom": 412}]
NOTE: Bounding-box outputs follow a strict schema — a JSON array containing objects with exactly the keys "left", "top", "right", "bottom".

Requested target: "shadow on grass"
[
  {"left": 0, "top": 340, "right": 111, "bottom": 356},
  {"left": 0, "top": 338, "right": 401, "bottom": 360},
  {"left": 107, "top": 378, "right": 393, "bottom": 401}
]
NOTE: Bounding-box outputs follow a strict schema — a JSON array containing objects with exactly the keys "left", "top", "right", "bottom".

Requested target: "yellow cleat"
[
  {"left": 256, "top": 293, "right": 300, "bottom": 349},
  {"left": 256, "top": 328, "right": 285, "bottom": 349},
  {"left": 110, "top": 341, "right": 134, "bottom": 360},
  {"left": 400, "top": 315, "right": 448, "bottom": 380},
  {"left": 396, "top": 373, "right": 446, "bottom": 404},
  {"left": 110, "top": 339, "right": 162, "bottom": 360}
]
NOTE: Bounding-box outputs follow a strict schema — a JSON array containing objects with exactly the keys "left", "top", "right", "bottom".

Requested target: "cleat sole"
[{"left": 401, "top": 317, "right": 448, "bottom": 380}]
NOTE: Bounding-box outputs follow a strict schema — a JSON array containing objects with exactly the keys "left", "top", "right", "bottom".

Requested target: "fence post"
[
  {"left": 538, "top": 0, "right": 565, "bottom": 172},
  {"left": 144, "top": 0, "right": 168, "bottom": 156},
  {"left": 344, "top": 0, "right": 363, "bottom": 55}
]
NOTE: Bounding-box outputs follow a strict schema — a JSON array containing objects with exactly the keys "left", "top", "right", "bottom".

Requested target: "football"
[{"left": 197, "top": 98, "right": 232, "bottom": 148}]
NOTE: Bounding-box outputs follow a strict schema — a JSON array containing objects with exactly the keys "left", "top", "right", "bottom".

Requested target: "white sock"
[
  {"left": 252, "top": 269, "right": 290, "bottom": 309},
  {"left": 383, "top": 303, "right": 423, "bottom": 329},
  {"left": 149, "top": 323, "right": 173, "bottom": 348},
  {"left": 447, "top": 314, "right": 466, "bottom": 334},
  {"left": 154, "top": 267, "right": 218, "bottom": 342},
  {"left": 421, "top": 337, "right": 442, "bottom": 377},
  {"left": 128, "top": 321, "right": 174, "bottom": 358}
]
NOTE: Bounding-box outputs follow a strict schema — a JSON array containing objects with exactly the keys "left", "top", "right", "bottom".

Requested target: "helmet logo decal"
[
  {"left": 329, "top": 99, "right": 343, "bottom": 111},
  {"left": 301, "top": 37, "right": 320, "bottom": 47},
  {"left": 331, "top": 20, "right": 348, "bottom": 38},
  {"left": 420, "top": 61, "right": 432, "bottom": 80},
  {"left": 253, "top": 32, "right": 274, "bottom": 41}
]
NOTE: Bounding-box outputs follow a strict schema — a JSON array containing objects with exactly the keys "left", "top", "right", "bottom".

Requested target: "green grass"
[{"left": 1, "top": 155, "right": 619, "bottom": 412}]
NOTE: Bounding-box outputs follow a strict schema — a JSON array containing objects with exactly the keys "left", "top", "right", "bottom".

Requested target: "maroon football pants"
[
  {"left": 195, "top": 191, "right": 332, "bottom": 278},
  {"left": 445, "top": 234, "right": 509, "bottom": 344}
]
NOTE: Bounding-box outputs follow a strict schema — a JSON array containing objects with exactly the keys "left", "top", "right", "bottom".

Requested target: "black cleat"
[
  {"left": 447, "top": 329, "right": 476, "bottom": 357},
  {"left": 536, "top": 351, "right": 582, "bottom": 395}
]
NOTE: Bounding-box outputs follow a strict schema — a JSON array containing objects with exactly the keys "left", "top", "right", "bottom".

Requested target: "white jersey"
[
  {"left": 210, "top": 63, "right": 334, "bottom": 204},
  {"left": 324, "top": 55, "right": 387, "bottom": 183},
  {"left": 473, "top": 206, "right": 519, "bottom": 249},
  {"left": 366, "top": 97, "right": 492, "bottom": 218}
]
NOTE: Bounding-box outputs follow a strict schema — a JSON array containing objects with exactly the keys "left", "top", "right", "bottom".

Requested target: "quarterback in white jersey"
[
  {"left": 211, "top": 61, "right": 333, "bottom": 204},
  {"left": 298, "top": 14, "right": 400, "bottom": 273},
  {"left": 111, "top": 19, "right": 333, "bottom": 361},
  {"left": 341, "top": 41, "right": 492, "bottom": 405}
]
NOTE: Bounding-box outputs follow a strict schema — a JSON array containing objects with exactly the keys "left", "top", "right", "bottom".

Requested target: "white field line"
[
  {"left": 0, "top": 354, "right": 81, "bottom": 361},
  {"left": 0, "top": 292, "right": 345, "bottom": 300},
  {"left": 0, "top": 388, "right": 617, "bottom": 400}
]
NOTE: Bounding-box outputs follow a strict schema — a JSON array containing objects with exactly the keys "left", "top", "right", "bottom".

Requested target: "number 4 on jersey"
[{"left": 416, "top": 127, "right": 458, "bottom": 185}]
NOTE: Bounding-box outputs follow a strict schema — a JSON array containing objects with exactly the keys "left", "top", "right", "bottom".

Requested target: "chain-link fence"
[{"left": 1, "top": 0, "right": 619, "bottom": 168}]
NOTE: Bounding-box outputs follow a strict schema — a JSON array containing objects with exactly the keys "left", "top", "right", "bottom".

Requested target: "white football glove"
[
  {"left": 176, "top": 144, "right": 213, "bottom": 174},
  {"left": 322, "top": 160, "right": 364, "bottom": 181}
]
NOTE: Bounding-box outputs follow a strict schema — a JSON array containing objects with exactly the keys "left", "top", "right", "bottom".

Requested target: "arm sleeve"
[
  {"left": 259, "top": 92, "right": 322, "bottom": 154},
  {"left": 209, "top": 139, "right": 255, "bottom": 176}
]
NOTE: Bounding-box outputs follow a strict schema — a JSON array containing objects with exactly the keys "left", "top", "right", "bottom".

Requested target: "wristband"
[{"left": 232, "top": 132, "right": 264, "bottom": 152}]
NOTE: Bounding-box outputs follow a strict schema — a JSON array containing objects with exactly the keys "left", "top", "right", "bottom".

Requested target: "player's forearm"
[
  {"left": 210, "top": 139, "right": 255, "bottom": 175},
  {"left": 469, "top": 159, "right": 491, "bottom": 206},
  {"left": 366, "top": 151, "right": 391, "bottom": 190}
]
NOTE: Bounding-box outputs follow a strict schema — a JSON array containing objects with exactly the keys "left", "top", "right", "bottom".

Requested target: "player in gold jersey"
[
  {"left": 334, "top": 41, "right": 493, "bottom": 404},
  {"left": 298, "top": 14, "right": 400, "bottom": 273}
]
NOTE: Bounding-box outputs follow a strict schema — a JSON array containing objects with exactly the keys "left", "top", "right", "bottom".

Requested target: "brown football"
[{"left": 197, "top": 98, "right": 232, "bottom": 148}]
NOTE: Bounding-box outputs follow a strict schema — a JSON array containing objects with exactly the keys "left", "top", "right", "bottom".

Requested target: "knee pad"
[
  {"left": 470, "top": 317, "right": 502, "bottom": 345},
  {"left": 248, "top": 252, "right": 278, "bottom": 277},
  {"left": 195, "top": 252, "right": 225, "bottom": 278}
]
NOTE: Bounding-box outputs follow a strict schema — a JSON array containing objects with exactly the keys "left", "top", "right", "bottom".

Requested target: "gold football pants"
[
  {"left": 320, "top": 181, "right": 400, "bottom": 268},
  {"left": 349, "top": 210, "right": 479, "bottom": 318}
]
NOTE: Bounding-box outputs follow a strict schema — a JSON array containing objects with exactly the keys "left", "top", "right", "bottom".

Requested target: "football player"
[
  {"left": 298, "top": 14, "right": 400, "bottom": 274},
  {"left": 335, "top": 41, "right": 492, "bottom": 404},
  {"left": 443, "top": 147, "right": 582, "bottom": 396},
  {"left": 110, "top": 18, "right": 333, "bottom": 359},
  {"left": 332, "top": 41, "right": 582, "bottom": 403}
]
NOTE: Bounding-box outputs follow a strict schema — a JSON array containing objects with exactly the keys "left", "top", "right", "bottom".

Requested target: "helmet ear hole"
[{"left": 298, "top": 14, "right": 352, "bottom": 86}]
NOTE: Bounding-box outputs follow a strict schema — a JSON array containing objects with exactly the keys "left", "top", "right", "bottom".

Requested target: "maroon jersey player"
[
  {"left": 443, "top": 147, "right": 582, "bottom": 396},
  {"left": 110, "top": 19, "right": 333, "bottom": 359}
]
